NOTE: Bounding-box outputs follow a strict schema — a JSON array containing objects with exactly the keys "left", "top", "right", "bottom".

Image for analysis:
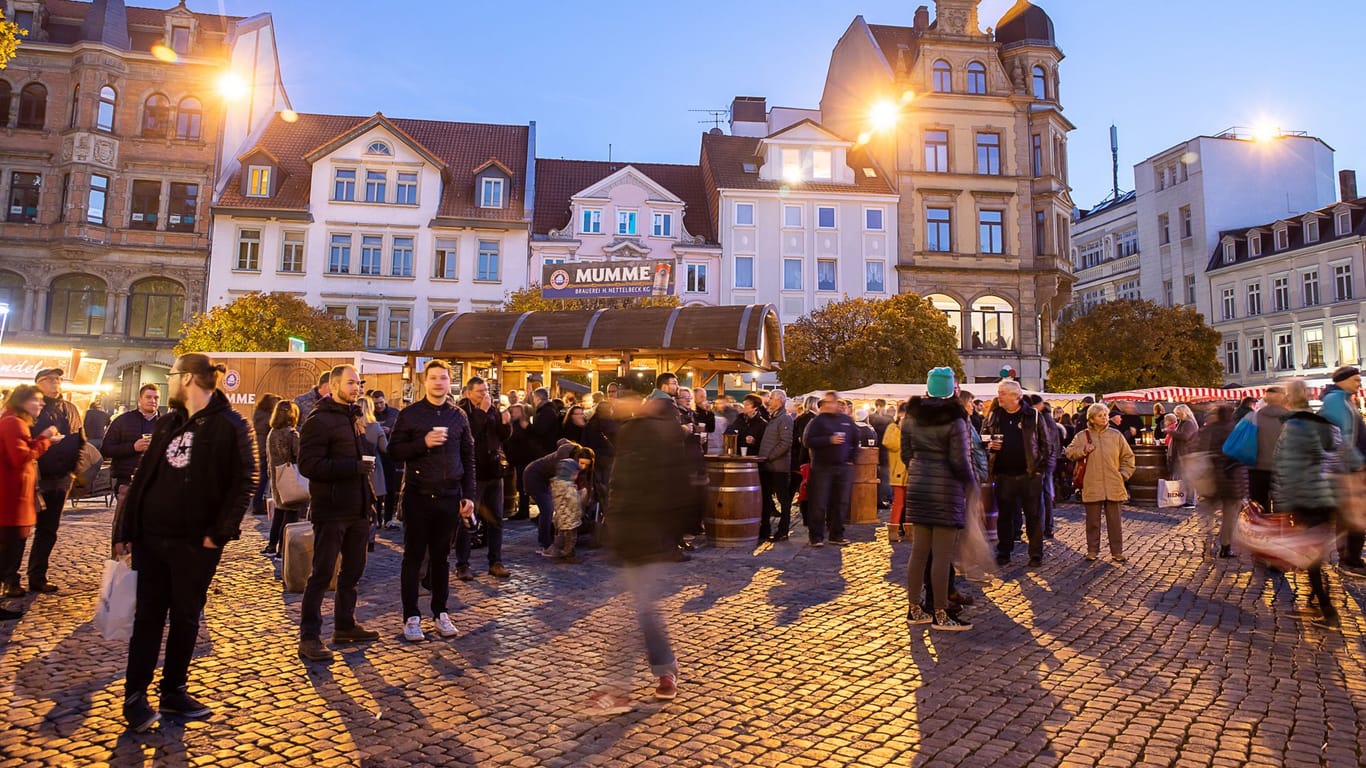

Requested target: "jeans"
[
  {"left": 877, "top": 464, "right": 891, "bottom": 507},
  {"left": 526, "top": 477, "right": 555, "bottom": 549},
  {"left": 1040, "top": 466, "right": 1056, "bottom": 536},
  {"left": 401, "top": 492, "right": 461, "bottom": 619},
  {"left": 457, "top": 477, "right": 504, "bottom": 569},
  {"left": 299, "top": 516, "right": 370, "bottom": 640},
  {"left": 758, "top": 470, "right": 791, "bottom": 539},
  {"left": 608, "top": 561, "right": 677, "bottom": 685},
  {"left": 125, "top": 535, "right": 222, "bottom": 697},
  {"left": 806, "top": 463, "right": 850, "bottom": 543},
  {"left": 995, "top": 473, "right": 1043, "bottom": 560},
  {"left": 28, "top": 485, "right": 68, "bottom": 586}
]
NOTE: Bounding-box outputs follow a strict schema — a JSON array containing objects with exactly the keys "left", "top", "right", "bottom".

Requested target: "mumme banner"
[{"left": 541, "top": 259, "right": 674, "bottom": 299}]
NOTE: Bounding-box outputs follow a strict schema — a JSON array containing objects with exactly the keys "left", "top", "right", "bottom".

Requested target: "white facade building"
[{"left": 1069, "top": 191, "right": 1139, "bottom": 314}]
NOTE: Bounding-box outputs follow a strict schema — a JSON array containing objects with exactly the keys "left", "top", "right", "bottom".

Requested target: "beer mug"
[{"left": 723, "top": 434, "right": 738, "bottom": 455}]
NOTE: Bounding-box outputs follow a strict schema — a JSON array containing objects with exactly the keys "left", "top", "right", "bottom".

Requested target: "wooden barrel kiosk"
[
  {"left": 850, "top": 447, "right": 880, "bottom": 523},
  {"left": 703, "top": 455, "right": 763, "bottom": 547},
  {"left": 1129, "top": 444, "right": 1167, "bottom": 503}
]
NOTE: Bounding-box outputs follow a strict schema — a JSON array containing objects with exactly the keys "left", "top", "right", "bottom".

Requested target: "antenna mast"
[
  {"left": 1110, "top": 125, "right": 1120, "bottom": 201},
  {"left": 689, "top": 108, "right": 731, "bottom": 131}
]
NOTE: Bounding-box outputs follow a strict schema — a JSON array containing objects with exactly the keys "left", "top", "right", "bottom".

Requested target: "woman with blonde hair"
[
  {"left": 264, "top": 400, "right": 306, "bottom": 558},
  {"left": 1169, "top": 404, "right": 1200, "bottom": 507},
  {"left": 1066, "top": 403, "right": 1136, "bottom": 562},
  {"left": 358, "top": 395, "right": 388, "bottom": 550}
]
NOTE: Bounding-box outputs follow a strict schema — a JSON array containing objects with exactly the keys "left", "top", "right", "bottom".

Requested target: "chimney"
[
  {"left": 1341, "top": 169, "right": 1358, "bottom": 202},
  {"left": 914, "top": 5, "right": 930, "bottom": 31},
  {"left": 728, "top": 96, "right": 768, "bottom": 138}
]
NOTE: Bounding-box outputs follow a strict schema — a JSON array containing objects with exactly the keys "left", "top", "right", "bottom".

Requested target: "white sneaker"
[
  {"left": 403, "top": 616, "right": 424, "bottom": 642},
  {"left": 435, "top": 612, "right": 458, "bottom": 638}
]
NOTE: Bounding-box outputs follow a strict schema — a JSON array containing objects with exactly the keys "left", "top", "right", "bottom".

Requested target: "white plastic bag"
[
  {"left": 958, "top": 483, "right": 997, "bottom": 582},
  {"left": 93, "top": 556, "right": 137, "bottom": 642},
  {"left": 1157, "top": 479, "right": 1184, "bottom": 508}
]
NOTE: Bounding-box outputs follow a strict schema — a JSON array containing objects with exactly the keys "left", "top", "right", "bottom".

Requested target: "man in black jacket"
[
  {"left": 296, "top": 365, "right": 381, "bottom": 663},
  {"left": 388, "top": 360, "right": 477, "bottom": 643},
  {"left": 527, "top": 387, "right": 560, "bottom": 459},
  {"left": 985, "top": 380, "right": 1054, "bottom": 567},
  {"left": 112, "top": 354, "right": 257, "bottom": 732},
  {"left": 28, "top": 367, "right": 86, "bottom": 594},
  {"left": 802, "top": 392, "right": 859, "bottom": 547},
  {"left": 1029, "top": 395, "right": 1062, "bottom": 538},
  {"left": 456, "top": 376, "right": 512, "bottom": 580},
  {"left": 103, "top": 383, "right": 161, "bottom": 501}
]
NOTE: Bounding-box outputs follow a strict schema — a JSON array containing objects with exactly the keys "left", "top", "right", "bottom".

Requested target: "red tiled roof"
[
  {"left": 216, "top": 112, "right": 530, "bottom": 224},
  {"left": 532, "top": 159, "right": 714, "bottom": 242},
  {"left": 698, "top": 132, "right": 896, "bottom": 196}
]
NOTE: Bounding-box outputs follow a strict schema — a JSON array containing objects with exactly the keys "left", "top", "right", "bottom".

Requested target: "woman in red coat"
[{"left": 0, "top": 385, "right": 55, "bottom": 619}]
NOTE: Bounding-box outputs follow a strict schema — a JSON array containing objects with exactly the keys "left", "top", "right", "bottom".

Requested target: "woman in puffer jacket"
[
  {"left": 1273, "top": 378, "right": 1341, "bottom": 629},
  {"left": 903, "top": 367, "right": 974, "bottom": 632}
]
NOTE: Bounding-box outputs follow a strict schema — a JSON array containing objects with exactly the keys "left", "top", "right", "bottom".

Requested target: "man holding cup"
[
  {"left": 802, "top": 392, "right": 859, "bottom": 547},
  {"left": 389, "top": 360, "right": 477, "bottom": 643},
  {"left": 103, "top": 384, "right": 162, "bottom": 502},
  {"left": 984, "top": 380, "right": 1053, "bottom": 568}
]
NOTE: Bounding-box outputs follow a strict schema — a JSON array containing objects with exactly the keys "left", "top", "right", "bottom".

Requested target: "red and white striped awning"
[{"left": 1102, "top": 385, "right": 1322, "bottom": 403}]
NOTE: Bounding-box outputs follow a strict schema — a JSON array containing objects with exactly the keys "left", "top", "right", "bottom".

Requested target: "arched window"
[
  {"left": 0, "top": 271, "right": 25, "bottom": 323},
  {"left": 971, "top": 296, "right": 1015, "bottom": 351},
  {"left": 47, "top": 273, "right": 108, "bottom": 336},
  {"left": 96, "top": 85, "right": 117, "bottom": 132},
  {"left": 17, "top": 82, "right": 46, "bottom": 129},
  {"left": 142, "top": 94, "right": 170, "bottom": 138},
  {"left": 127, "top": 277, "right": 186, "bottom": 339},
  {"left": 927, "top": 294, "right": 963, "bottom": 347},
  {"left": 366, "top": 141, "right": 391, "bottom": 155},
  {"left": 966, "top": 62, "right": 987, "bottom": 95},
  {"left": 932, "top": 60, "right": 952, "bottom": 93},
  {"left": 1032, "top": 66, "right": 1048, "bottom": 100},
  {"left": 0, "top": 80, "right": 11, "bottom": 126},
  {"left": 175, "top": 97, "right": 202, "bottom": 140}
]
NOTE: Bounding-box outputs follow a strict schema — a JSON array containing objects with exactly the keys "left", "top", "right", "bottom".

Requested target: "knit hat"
[
  {"left": 926, "top": 366, "right": 956, "bottom": 398},
  {"left": 1332, "top": 365, "right": 1360, "bottom": 383}
]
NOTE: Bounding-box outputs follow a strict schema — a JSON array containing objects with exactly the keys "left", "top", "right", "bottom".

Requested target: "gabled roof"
[
  {"left": 699, "top": 131, "right": 895, "bottom": 195},
  {"left": 867, "top": 23, "right": 921, "bottom": 75},
  {"left": 1206, "top": 197, "right": 1366, "bottom": 273},
  {"left": 762, "top": 118, "right": 849, "bottom": 144},
  {"left": 43, "top": 0, "right": 240, "bottom": 53},
  {"left": 216, "top": 112, "right": 530, "bottom": 224},
  {"left": 472, "top": 158, "right": 514, "bottom": 176},
  {"left": 532, "top": 158, "right": 714, "bottom": 242},
  {"left": 302, "top": 113, "right": 447, "bottom": 171}
]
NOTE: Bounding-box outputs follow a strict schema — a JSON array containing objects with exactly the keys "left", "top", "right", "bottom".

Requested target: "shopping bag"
[
  {"left": 1334, "top": 471, "right": 1366, "bottom": 531},
  {"left": 957, "top": 483, "right": 997, "bottom": 582},
  {"left": 93, "top": 557, "right": 137, "bottom": 642},
  {"left": 1157, "top": 479, "right": 1184, "bottom": 508},
  {"left": 272, "top": 462, "right": 310, "bottom": 506},
  {"left": 1221, "top": 415, "right": 1258, "bottom": 466},
  {"left": 1235, "top": 501, "right": 1336, "bottom": 571}
]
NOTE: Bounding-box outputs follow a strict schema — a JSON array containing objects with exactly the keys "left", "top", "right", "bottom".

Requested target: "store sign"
[
  {"left": 541, "top": 260, "right": 674, "bottom": 299},
  {"left": 0, "top": 350, "right": 72, "bottom": 383}
]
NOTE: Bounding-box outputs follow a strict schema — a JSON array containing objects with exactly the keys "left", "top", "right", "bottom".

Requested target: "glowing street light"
[
  {"left": 217, "top": 71, "right": 249, "bottom": 102},
  {"left": 869, "top": 99, "right": 900, "bottom": 133}
]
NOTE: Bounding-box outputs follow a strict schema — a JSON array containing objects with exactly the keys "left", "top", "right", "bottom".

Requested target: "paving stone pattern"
[{"left": 0, "top": 500, "right": 1364, "bottom": 767}]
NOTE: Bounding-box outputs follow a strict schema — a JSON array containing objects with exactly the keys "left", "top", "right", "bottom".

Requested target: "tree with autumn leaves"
[
  {"left": 1047, "top": 299, "right": 1222, "bottom": 394},
  {"left": 1, "top": 8, "right": 25, "bottom": 70},
  {"left": 496, "top": 284, "right": 679, "bottom": 312},
  {"left": 175, "top": 292, "right": 364, "bottom": 355}
]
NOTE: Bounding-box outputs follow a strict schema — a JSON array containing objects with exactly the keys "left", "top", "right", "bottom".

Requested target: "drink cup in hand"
[
  {"left": 427, "top": 426, "right": 449, "bottom": 447},
  {"left": 832, "top": 432, "right": 845, "bottom": 445},
  {"left": 360, "top": 455, "right": 377, "bottom": 475},
  {"left": 989, "top": 434, "right": 1003, "bottom": 451}
]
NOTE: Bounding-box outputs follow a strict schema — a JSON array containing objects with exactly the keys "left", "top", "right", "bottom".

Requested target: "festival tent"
[{"left": 1102, "top": 385, "right": 1323, "bottom": 403}]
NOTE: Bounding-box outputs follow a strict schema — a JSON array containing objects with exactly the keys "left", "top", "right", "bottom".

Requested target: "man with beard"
[
  {"left": 455, "top": 376, "right": 512, "bottom": 580},
  {"left": 102, "top": 384, "right": 161, "bottom": 503}
]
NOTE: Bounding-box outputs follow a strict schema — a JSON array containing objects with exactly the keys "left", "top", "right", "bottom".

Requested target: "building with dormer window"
[{"left": 207, "top": 112, "right": 534, "bottom": 352}]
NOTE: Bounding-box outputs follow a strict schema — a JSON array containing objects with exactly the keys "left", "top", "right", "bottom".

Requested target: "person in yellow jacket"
[
  {"left": 1065, "top": 403, "right": 1136, "bottom": 562},
  {"left": 882, "top": 402, "right": 908, "bottom": 535}
]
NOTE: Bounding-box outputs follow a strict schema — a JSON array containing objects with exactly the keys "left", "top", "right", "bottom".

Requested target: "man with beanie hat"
[{"left": 1321, "top": 366, "right": 1365, "bottom": 573}]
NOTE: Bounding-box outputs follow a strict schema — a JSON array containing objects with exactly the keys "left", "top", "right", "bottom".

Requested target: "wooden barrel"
[
  {"left": 850, "top": 447, "right": 880, "bottom": 523},
  {"left": 1129, "top": 445, "right": 1166, "bottom": 503},
  {"left": 704, "top": 455, "right": 763, "bottom": 547}
]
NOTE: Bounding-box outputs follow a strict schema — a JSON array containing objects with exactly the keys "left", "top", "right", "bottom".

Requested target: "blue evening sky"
[{"left": 204, "top": 0, "right": 1363, "bottom": 209}]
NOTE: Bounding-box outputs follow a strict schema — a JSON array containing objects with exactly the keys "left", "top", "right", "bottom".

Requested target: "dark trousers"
[
  {"left": 125, "top": 535, "right": 222, "bottom": 697},
  {"left": 877, "top": 464, "right": 891, "bottom": 507},
  {"left": 28, "top": 485, "right": 68, "bottom": 586},
  {"left": 457, "top": 477, "right": 504, "bottom": 569},
  {"left": 788, "top": 471, "right": 805, "bottom": 528},
  {"left": 758, "top": 470, "right": 791, "bottom": 539},
  {"left": 527, "top": 479, "right": 555, "bottom": 548},
  {"left": 1248, "top": 469, "right": 1273, "bottom": 513},
  {"left": 806, "top": 463, "right": 850, "bottom": 543},
  {"left": 381, "top": 460, "right": 402, "bottom": 523},
  {"left": 299, "top": 516, "right": 369, "bottom": 640},
  {"left": 401, "top": 492, "right": 461, "bottom": 619},
  {"left": 0, "top": 525, "right": 28, "bottom": 588},
  {"left": 267, "top": 505, "right": 302, "bottom": 550},
  {"left": 995, "top": 473, "right": 1043, "bottom": 560}
]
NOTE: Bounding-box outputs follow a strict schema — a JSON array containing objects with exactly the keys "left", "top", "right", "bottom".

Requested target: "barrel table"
[
  {"left": 850, "top": 447, "right": 880, "bottom": 523},
  {"left": 703, "top": 455, "right": 763, "bottom": 547},
  {"left": 1129, "top": 444, "right": 1167, "bottom": 503}
]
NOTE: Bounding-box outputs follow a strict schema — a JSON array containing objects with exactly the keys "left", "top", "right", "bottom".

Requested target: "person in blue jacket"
[{"left": 1319, "top": 365, "right": 1365, "bottom": 573}]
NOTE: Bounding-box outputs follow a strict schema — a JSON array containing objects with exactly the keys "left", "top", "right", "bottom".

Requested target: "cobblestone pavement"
[{"left": 1, "top": 498, "right": 1364, "bottom": 768}]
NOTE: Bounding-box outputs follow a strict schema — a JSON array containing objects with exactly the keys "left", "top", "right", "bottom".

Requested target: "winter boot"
[{"left": 556, "top": 529, "right": 580, "bottom": 563}]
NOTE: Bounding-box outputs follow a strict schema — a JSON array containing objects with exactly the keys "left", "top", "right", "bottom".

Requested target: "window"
[
  {"left": 783, "top": 258, "right": 802, "bottom": 290},
  {"left": 1303, "top": 270, "right": 1320, "bottom": 306},
  {"left": 326, "top": 306, "right": 348, "bottom": 322},
  {"left": 365, "top": 170, "right": 386, "bottom": 203},
  {"left": 978, "top": 210, "right": 1004, "bottom": 254},
  {"left": 126, "top": 278, "right": 184, "bottom": 340},
  {"left": 1164, "top": 280, "right": 1173, "bottom": 306},
  {"left": 1179, "top": 161, "right": 1188, "bottom": 182},
  {"left": 1117, "top": 280, "right": 1140, "bottom": 300},
  {"left": 1305, "top": 327, "right": 1325, "bottom": 369},
  {"left": 170, "top": 25, "right": 191, "bottom": 54},
  {"left": 141, "top": 94, "right": 170, "bottom": 138},
  {"left": 1337, "top": 210, "right": 1352, "bottom": 236},
  {"left": 928, "top": 294, "right": 962, "bottom": 345},
  {"left": 817, "top": 259, "right": 836, "bottom": 291},
  {"left": 434, "top": 239, "right": 458, "bottom": 279},
  {"left": 735, "top": 202, "right": 754, "bottom": 226},
  {"left": 1186, "top": 275, "right": 1197, "bottom": 305},
  {"left": 865, "top": 261, "right": 885, "bottom": 292},
  {"left": 480, "top": 177, "right": 504, "bottom": 208},
  {"left": 334, "top": 169, "right": 356, "bottom": 201},
  {"left": 1250, "top": 337, "right": 1267, "bottom": 373},
  {"left": 816, "top": 206, "right": 836, "bottom": 229},
  {"left": 617, "top": 210, "right": 638, "bottom": 235},
  {"left": 167, "top": 182, "right": 197, "bottom": 232},
  {"left": 1275, "top": 227, "right": 1289, "bottom": 250},
  {"left": 366, "top": 141, "right": 391, "bottom": 156},
  {"left": 1249, "top": 234, "right": 1262, "bottom": 257},
  {"left": 1222, "top": 242, "right": 1235, "bottom": 265},
  {"left": 175, "top": 97, "right": 201, "bottom": 140},
  {"left": 17, "top": 83, "right": 46, "bottom": 129},
  {"left": 387, "top": 308, "right": 410, "bottom": 350},
  {"left": 247, "top": 166, "right": 270, "bottom": 197},
  {"left": 1158, "top": 214, "right": 1170, "bottom": 245},
  {"left": 395, "top": 172, "right": 418, "bottom": 205},
  {"left": 925, "top": 129, "right": 949, "bottom": 172},
  {"left": 96, "top": 86, "right": 116, "bottom": 132},
  {"left": 652, "top": 212, "right": 672, "bottom": 237},
  {"left": 476, "top": 240, "right": 500, "bottom": 281},
  {"left": 1246, "top": 283, "right": 1262, "bottom": 316},
  {"left": 67, "top": 84, "right": 77, "bottom": 128},
  {"left": 360, "top": 235, "right": 383, "bottom": 275},
  {"left": 932, "top": 60, "right": 952, "bottom": 93},
  {"left": 391, "top": 236, "right": 414, "bottom": 277},
  {"left": 1032, "top": 66, "right": 1047, "bottom": 99},
  {"left": 1273, "top": 276, "right": 1289, "bottom": 312},
  {"left": 1031, "top": 134, "right": 1042, "bottom": 177},
  {"left": 235, "top": 229, "right": 261, "bottom": 270},
  {"left": 1034, "top": 211, "right": 1047, "bottom": 255},
  {"left": 7, "top": 172, "right": 40, "bottom": 223},
  {"left": 0, "top": 271, "right": 23, "bottom": 322},
  {"left": 1275, "top": 332, "right": 1294, "bottom": 370},
  {"left": 581, "top": 208, "right": 602, "bottom": 234},
  {"left": 328, "top": 234, "right": 352, "bottom": 274},
  {"left": 1337, "top": 324, "right": 1359, "bottom": 367},
  {"left": 1305, "top": 219, "right": 1320, "bottom": 243},
  {"left": 927, "top": 207, "right": 952, "bottom": 252},
  {"left": 280, "top": 231, "right": 305, "bottom": 273},
  {"left": 87, "top": 174, "right": 109, "bottom": 225},
  {"left": 975, "top": 133, "right": 1001, "bottom": 175},
  {"left": 1180, "top": 206, "right": 1192, "bottom": 239},
  {"left": 1220, "top": 288, "right": 1235, "bottom": 321},
  {"left": 357, "top": 307, "right": 379, "bottom": 348},
  {"left": 735, "top": 256, "right": 754, "bottom": 289},
  {"left": 1225, "top": 340, "right": 1240, "bottom": 375},
  {"left": 129, "top": 180, "right": 159, "bottom": 229},
  {"left": 781, "top": 148, "right": 801, "bottom": 180},
  {"left": 783, "top": 205, "right": 802, "bottom": 228},
  {"left": 1335, "top": 263, "right": 1353, "bottom": 301},
  {"left": 967, "top": 62, "right": 987, "bottom": 94},
  {"left": 47, "top": 274, "right": 107, "bottom": 336},
  {"left": 971, "top": 296, "right": 1014, "bottom": 350},
  {"left": 865, "top": 208, "right": 884, "bottom": 231},
  {"left": 685, "top": 263, "right": 708, "bottom": 293},
  {"left": 812, "top": 150, "right": 833, "bottom": 180}
]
